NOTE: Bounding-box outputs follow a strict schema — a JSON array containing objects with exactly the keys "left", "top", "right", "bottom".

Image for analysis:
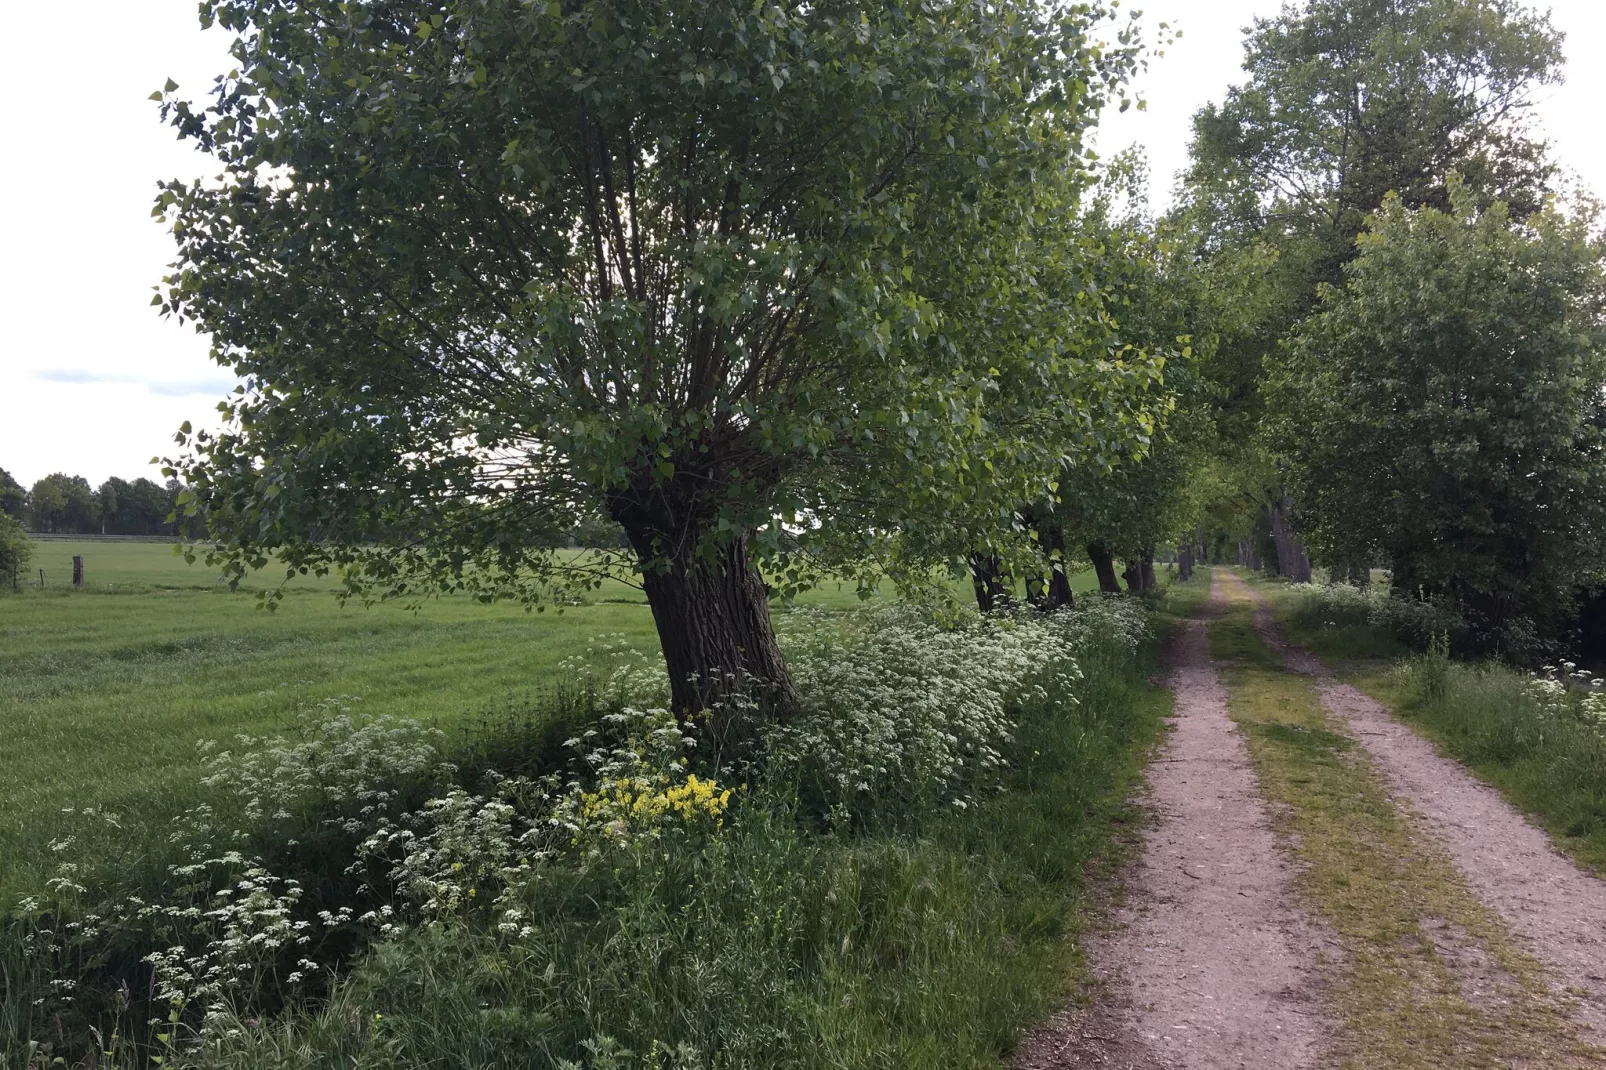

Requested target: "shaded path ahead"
[
  {"left": 1022, "top": 569, "right": 1606, "bottom": 1068},
  {"left": 1017, "top": 573, "right": 1334, "bottom": 1069}
]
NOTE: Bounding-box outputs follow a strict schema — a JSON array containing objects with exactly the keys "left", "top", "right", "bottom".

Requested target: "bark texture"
[
  {"left": 971, "top": 552, "right": 1013, "bottom": 613},
  {"left": 1027, "top": 521, "right": 1075, "bottom": 611},
  {"left": 1088, "top": 542, "right": 1123, "bottom": 594},
  {"left": 611, "top": 487, "right": 798, "bottom": 725},
  {"left": 1267, "top": 491, "right": 1312, "bottom": 583}
]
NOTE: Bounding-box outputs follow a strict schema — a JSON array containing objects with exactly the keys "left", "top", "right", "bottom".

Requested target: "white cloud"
[{"left": 0, "top": 2, "right": 235, "bottom": 487}]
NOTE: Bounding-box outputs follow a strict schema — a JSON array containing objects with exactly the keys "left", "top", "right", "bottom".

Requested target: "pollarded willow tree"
[{"left": 158, "top": 0, "right": 1157, "bottom": 720}]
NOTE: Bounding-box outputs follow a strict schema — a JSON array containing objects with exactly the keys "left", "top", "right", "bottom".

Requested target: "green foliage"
[
  {"left": 0, "top": 469, "right": 23, "bottom": 520},
  {"left": 957, "top": 156, "right": 1214, "bottom": 589},
  {"left": 0, "top": 514, "right": 31, "bottom": 591},
  {"left": 1055, "top": 181, "right": 1209, "bottom": 561},
  {"left": 1282, "top": 581, "right": 1467, "bottom": 658},
  {"left": 27, "top": 473, "right": 96, "bottom": 534},
  {"left": 97, "top": 476, "right": 181, "bottom": 536},
  {"left": 1187, "top": 0, "right": 1561, "bottom": 262},
  {"left": 1177, "top": 0, "right": 1565, "bottom": 554},
  {"left": 157, "top": 0, "right": 1160, "bottom": 607},
  {"left": 1273, "top": 183, "right": 1606, "bottom": 651}
]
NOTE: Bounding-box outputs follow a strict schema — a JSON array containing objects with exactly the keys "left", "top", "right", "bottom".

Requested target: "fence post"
[
  {"left": 38, "top": 569, "right": 45, "bottom": 588},
  {"left": 72, "top": 556, "right": 84, "bottom": 587}
]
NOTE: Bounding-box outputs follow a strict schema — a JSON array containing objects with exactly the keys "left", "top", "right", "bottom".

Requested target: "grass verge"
[
  {"left": 1351, "top": 661, "right": 1606, "bottom": 877},
  {"left": 4, "top": 601, "right": 1169, "bottom": 1070},
  {"left": 1244, "top": 571, "right": 1606, "bottom": 879},
  {"left": 226, "top": 643, "right": 1166, "bottom": 1070},
  {"left": 1210, "top": 594, "right": 1594, "bottom": 1068}
]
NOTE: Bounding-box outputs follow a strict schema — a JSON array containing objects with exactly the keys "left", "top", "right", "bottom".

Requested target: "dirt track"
[
  {"left": 1017, "top": 573, "right": 1334, "bottom": 1069},
  {"left": 1020, "top": 569, "right": 1606, "bottom": 1068},
  {"left": 1231, "top": 572, "right": 1606, "bottom": 1042}
]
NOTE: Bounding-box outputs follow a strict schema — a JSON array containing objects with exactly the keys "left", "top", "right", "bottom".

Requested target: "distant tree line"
[{"left": 0, "top": 468, "right": 195, "bottom": 537}]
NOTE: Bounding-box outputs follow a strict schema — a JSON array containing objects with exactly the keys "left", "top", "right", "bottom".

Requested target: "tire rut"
[
  {"left": 1017, "top": 574, "right": 1335, "bottom": 1069},
  {"left": 1227, "top": 569, "right": 1606, "bottom": 1048}
]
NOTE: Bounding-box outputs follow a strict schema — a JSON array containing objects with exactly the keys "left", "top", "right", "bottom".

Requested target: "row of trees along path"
[{"left": 1018, "top": 570, "right": 1606, "bottom": 1070}]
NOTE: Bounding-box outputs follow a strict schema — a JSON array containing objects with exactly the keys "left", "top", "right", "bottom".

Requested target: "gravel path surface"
[
  {"left": 1228, "top": 571, "right": 1606, "bottom": 1043},
  {"left": 1018, "top": 575, "right": 1333, "bottom": 1069}
]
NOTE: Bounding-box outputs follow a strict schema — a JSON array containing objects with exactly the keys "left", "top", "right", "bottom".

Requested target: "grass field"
[
  {"left": 0, "top": 539, "right": 1100, "bottom": 901},
  {"left": 3, "top": 540, "right": 1158, "bottom": 1069}
]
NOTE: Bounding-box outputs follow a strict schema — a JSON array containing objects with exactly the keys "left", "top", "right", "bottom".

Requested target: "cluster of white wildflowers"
[
  {"left": 198, "top": 697, "right": 456, "bottom": 835},
  {"left": 13, "top": 600, "right": 1150, "bottom": 1048},
  {"left": 364, "top": 706, "right": 736, "bottom": 939},
  {"left": 141, "top": 859, "right": 324, "bottom": 1034},
  {"left": 554, "top": 633, "right": 672, "bottom": 708},
  {"left": 1526, "top": 662, "right": 1606, "bottom": 727},
  {"left": 768, "top": 598, "right": 1147, "bottom": 821},
  {"left": 359, "top": 779, "right": 549, "bottom": 934},
  {"left": 15, "top": 827, "right": 345, "bottom": 1051}
]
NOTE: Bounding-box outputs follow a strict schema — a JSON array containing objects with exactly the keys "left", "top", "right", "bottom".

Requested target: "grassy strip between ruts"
[
  {"left": 1209, "top": 589, "right": 1598, "bottom": 1069},
  {"left": 1246, "top": 575, "right": 1606, "bottom": 878}
]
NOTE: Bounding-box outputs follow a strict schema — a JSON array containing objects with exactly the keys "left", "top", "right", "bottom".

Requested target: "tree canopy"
[
  {"left": 0, "top": 469, "right": 24, "bottom": 520},
  {"left": 1187, "top": 0, "right": 1561, "bottom": 262},
  {"left": 1273, "top": 182, "right": 1606, "bottom": 651},
  {"left": 160, "top": 0, "right": 1167, "bottom": 717}
]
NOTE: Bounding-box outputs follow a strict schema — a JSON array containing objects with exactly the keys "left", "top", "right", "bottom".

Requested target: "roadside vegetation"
[
  {"left": 2, "top": 595, "right": 1166, "bottom": 1068},
  {"left": 1255, "top": 576, "right": 1606, "bottom": 879},
  {"left": 6, "top": 0, "right": 1606, "bottom": 1064}
]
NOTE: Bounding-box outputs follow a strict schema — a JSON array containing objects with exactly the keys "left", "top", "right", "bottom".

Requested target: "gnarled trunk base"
[{"left": 612, "top": 487, "right": 798, "bottom": 729}]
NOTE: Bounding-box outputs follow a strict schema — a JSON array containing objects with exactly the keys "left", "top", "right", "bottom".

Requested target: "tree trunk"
[
  {"left": 1027, "top": 521, "right": 1075, "bottom": 612},
  {"left": 1140, "top": 550, "right": 1157, "bottom": 593},
  {"left": 1087, "top": 542, "right": 1122, "bottom": 594},
  {"left": 1122, "top": 559, "right": 1142, "bottom": 594},
  {"left": 1269, "top": 488, "right": 1312, "bottom": 583},
  {"left": 610, "top": 487, "right": 798, "bottom": 728},
  {"left": 1266, "top": 503, "right": 1292, "bottom": 578},
  {"left": 1178, "top": 540, "right": 1194, "bottom": 582},
  {"left": 630, "top": 533, "right": 798, "bottom": 724},
  {"left": 970, "top": 552, "right": 1012, "bottom": 613}
]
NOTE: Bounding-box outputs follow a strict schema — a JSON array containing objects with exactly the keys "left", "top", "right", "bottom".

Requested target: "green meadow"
[
  {"left": 0, "top": 539, "right": 1101, "bottom": 900},
  {"left": 0, "top": 539, "right": 909, "bottom": 898}
]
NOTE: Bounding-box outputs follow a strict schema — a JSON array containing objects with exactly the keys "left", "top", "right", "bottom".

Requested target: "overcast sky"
[{"left": 3, "top": 1, "right": 1604, "bottom": 489}]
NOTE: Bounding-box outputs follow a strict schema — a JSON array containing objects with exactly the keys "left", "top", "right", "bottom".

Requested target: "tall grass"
[
  {"left": 1383, "top": 653, "right": 1606, "bottom": 873},
  {"left": 1278, "top": 580, "right": 1466, "bottom": 661}
]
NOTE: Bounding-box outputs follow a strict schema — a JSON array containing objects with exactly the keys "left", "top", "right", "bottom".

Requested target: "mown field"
[{"left": 0, "top": 539, "right": 1100, "bottom": 901}]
